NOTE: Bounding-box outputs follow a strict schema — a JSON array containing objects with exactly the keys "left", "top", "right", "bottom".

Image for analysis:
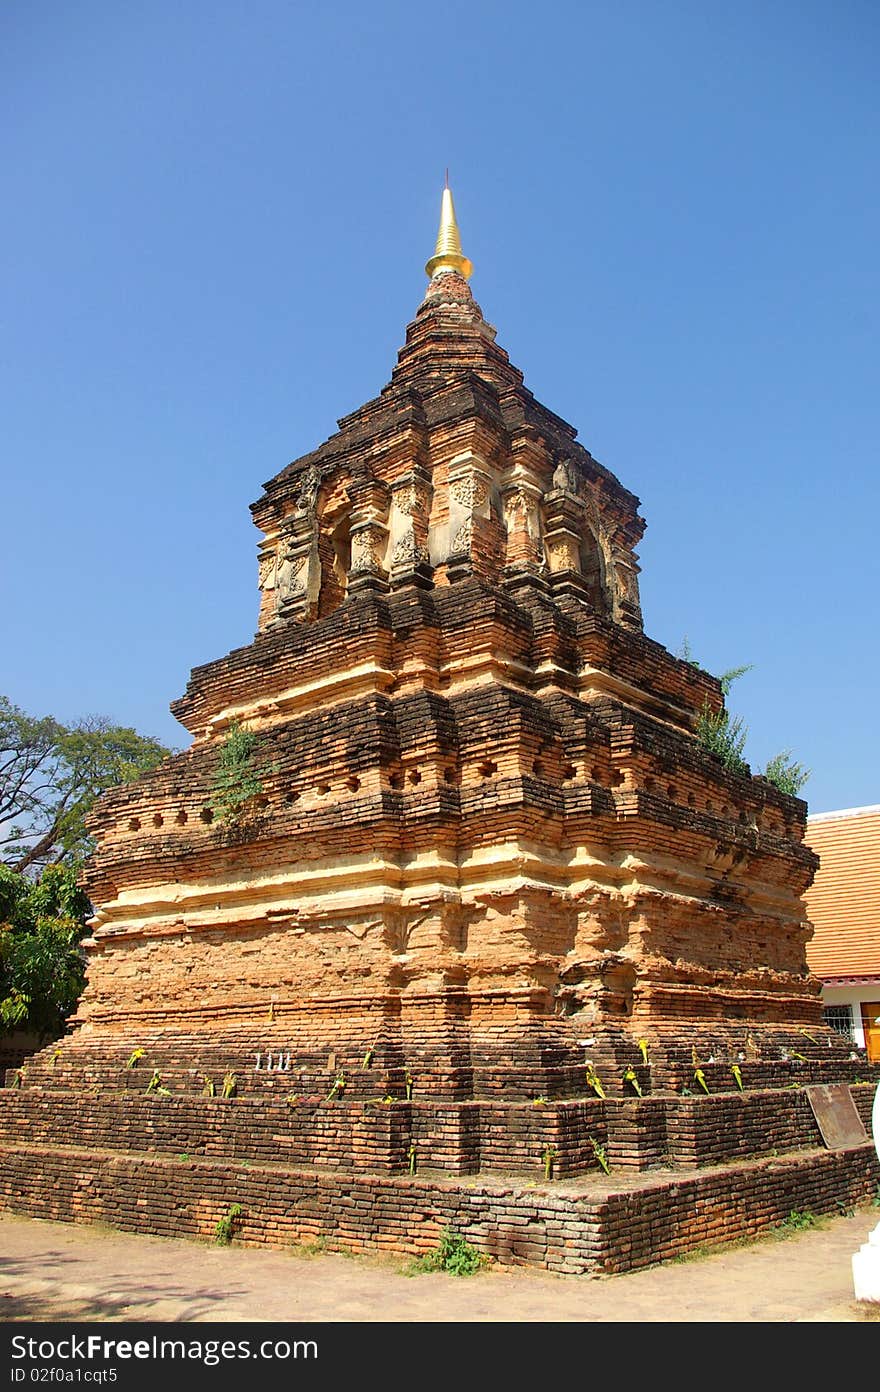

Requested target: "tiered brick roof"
[{"left": 805, "top": 805, "right": 880, "bottom": 981}]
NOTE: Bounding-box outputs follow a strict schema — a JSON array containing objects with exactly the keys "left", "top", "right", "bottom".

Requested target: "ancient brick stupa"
[{"left": 2, "top": 187, "right": 877, "bottom": 1273}]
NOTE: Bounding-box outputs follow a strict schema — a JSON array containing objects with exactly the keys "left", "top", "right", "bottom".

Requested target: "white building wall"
[{"left": 820, "top": 984, "right": 873, "bottom": 1049}]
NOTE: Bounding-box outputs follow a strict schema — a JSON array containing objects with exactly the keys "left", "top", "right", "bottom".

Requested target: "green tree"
[
  {"left": 0, "top": 863, "right": 91, "bottom": 1037},
  {"left": 0, "top": 696, "right": 171, "bottom": 873}
]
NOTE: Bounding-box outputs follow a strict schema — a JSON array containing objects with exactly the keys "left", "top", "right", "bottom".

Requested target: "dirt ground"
[{"left": 1, "top": 1205, "right": 879, "bottom": 1324}]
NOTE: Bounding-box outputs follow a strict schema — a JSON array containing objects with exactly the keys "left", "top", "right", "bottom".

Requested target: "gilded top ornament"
[{"left": 425, "top": 183, "right": 473, "bottom": 281}]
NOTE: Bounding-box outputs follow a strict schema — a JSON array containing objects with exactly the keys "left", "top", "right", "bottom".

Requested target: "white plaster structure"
[{"left": 852, "top": 1082, "right": 880, "bottom": 1302}]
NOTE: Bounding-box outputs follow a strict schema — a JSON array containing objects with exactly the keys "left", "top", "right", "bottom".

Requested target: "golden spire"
[{"left": 425, "top": 176, "right": 473, "bottom": 281}]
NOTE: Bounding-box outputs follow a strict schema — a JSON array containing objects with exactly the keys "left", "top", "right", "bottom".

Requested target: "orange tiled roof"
[{"left": 804, "top": 805, "right": 880, "bottom": 980}]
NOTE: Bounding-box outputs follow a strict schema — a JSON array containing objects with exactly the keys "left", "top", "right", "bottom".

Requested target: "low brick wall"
[
  {"left": 594, "top": 1149, "right": 880, "bottom": 1272},
  {"left": 0, "top": 1091, "right": 611, "bottom": 1180},
  {"left": 0, "top": 1141, "right": 876, "bottom": 1276},
  {"left": 1, "top": 1083, "right": 873, "bottom": 1181}
]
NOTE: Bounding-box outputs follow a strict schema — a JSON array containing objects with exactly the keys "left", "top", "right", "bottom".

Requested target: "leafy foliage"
[
  {"left": 776, "top": 1208, "right": 818, "bottom": 1232},
  {"left": 214, "top": 1203, "right": 243, "bottom": 1245},
  {"left": 0, "top": 863, "right": 90, "bottom": 1037},
  {"left": 718, "top": 664, "right": 754, "bottom": 696},
  {"left": 589, "top": 1136, "right": 611, "bottom": 1174},
  {"left": 694, "top": 703, "right": 750, "bottom": 777},
  {"left": 762, "top": 751, "right": 811, "bottom": 797},
  {"left": 211, "top": 722, "right": 263, "bottom": 823},
  {"left": 412, "top": 1229, "right": 487, "bottom": 1276},
  {"left": 678, "top": 648, "right": 809, "bottom": 795},
  {"left": 0, "top": 696, "right": 171, "bottom": 872}
]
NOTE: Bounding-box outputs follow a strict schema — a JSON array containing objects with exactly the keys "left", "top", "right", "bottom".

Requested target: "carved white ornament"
[
  {"left": 615, "top": 564, "right": 635, "bottom": 602},
  {"left": 278, "top": 554, "right": 307, "bottom": 594},
  {"left": 295, "top": 465, "right": 321, "bottom": 515},
  {"left": 350, "top": 526, "right": 387, "bottom": 572},
  {"left": 392, "top": 533, "right": 430, "bottom": 566},
  {"left": 258, "top": 551, "right": 277, "bottom": 590},
  {"left": 552, "top": 459, "right": 579, "bottom": 494},
  {"left": 547, "top": 538, "right": 576, "bottom": 563},
  {"left": 449, "top": 476, "right": 489, "bottom": 510},
  {"left": 504, "top": 487, "right": 533, "bottom": 519},
  {"left": 392, "top": 484, "right": 430, "bottom": 516},
  {"left": 451, "top": 521, "right": 474, "bottom": 554}
]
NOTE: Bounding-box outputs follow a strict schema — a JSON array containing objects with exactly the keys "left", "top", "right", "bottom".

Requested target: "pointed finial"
[{"left": 425, "top": 180, "right": 473, "bottom": 281}]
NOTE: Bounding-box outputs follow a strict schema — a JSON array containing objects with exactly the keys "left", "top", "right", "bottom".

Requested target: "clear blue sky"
[{"left": 2, "top": 1, "right": 877, "bottom": 814}]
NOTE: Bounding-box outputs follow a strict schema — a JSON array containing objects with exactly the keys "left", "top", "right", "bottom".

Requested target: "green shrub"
[
  {"left": 211, "top": 723, "right": 263, "bottom": 823},
  {"left": 214, "top": 1203, "right": 242, "bottom": 1245},
  {"left": 412, "top": 1229, "right": 486, "bottom": 1276},
  {"left": 695, "top": 703, "right": 749, "bottom": 777},
  {"left": 777, "top": 1208, "right": 818, "bottom": 1232},
  {"left": 762, "top": 751, "right": 810, "bottom": 796}
]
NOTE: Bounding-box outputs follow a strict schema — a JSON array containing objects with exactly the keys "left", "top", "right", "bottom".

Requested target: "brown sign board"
[{"left": 805, "top": 1083, "right": 868, "bottom": 1150}]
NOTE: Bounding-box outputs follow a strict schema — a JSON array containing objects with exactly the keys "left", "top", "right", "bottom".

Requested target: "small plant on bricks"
[
  {"left": 623, "top": 1067, "right": 642, "bottom": 1096},
  {"left": 777, "top": 1209, "right": 819, "bottom": 1233},
  {"left": 211, "top": 722, "right": 264, "bottom": 823},
  {"left": 326, "top": 1072, "right": 345, "bottom": 1101},
  {"left": 411, "top": 1229, "right": 487, "bottom": 1276},
  {"left": 585, "top": 1063, "right": 605, "bottom": 1098},
  {"left": 214, "top": 1203, "right": 242, "bottom": 1245},
  {"left": 589, "top": 1137, "right": 611, "bottom": 1174}
]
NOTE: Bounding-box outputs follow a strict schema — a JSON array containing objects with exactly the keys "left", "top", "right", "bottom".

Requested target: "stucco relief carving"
[
  {"left": 392, "top": 533, "right": 430, "bottom": 566},
  {"left": 551, "top": 459, "right": 579, "bottom": 495},
  {"left": 295, "top": 465, "right": 322, "bottom": 516},
  {"left": 614, "top": 560, "right": 641, "bottom": 610},
  {"left": 350, "top": 525, "right": 387, "bottom": 573},
  {"left": 392, "top": 483, "right": 430, "bottom": 517},
  {"left": 449, "top": 476, "right": 489, "bottom": 510},
  {"left": 258, "top": 550, "right": 277, "bottom": 591},
  {"left": 276, "top": 553, "right": 308, "bottom": 597},
  {"left": 582, "top": 492, "right": 600, "bottom": 530},
  {"left": 546, "top": 537, "right": 578, "bottom": 570},
  {"left": 504, "top": 487, "right": 532, "bottom": 519},
  {"left": 614, "top": 564, "right": 635, "bottom": 602},
  {"left": 451, "top": 520, "right": 474, "bottom": 554}
]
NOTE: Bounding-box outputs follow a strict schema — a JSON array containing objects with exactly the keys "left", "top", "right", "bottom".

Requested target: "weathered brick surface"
[
  {"left": 0, "top": 1140, "right": 875, "bottom": 1276},
  {"left": 4, "top": 255, "right": 878, "bottom": 1274}
]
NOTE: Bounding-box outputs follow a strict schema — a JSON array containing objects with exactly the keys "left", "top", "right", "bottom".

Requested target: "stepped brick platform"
[
  {"left": 3, "top": 189, "right": 878, "bottom": 1273},
  {"left": 3, "top": 1030, "right": 878, "bottom": 1273}
]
